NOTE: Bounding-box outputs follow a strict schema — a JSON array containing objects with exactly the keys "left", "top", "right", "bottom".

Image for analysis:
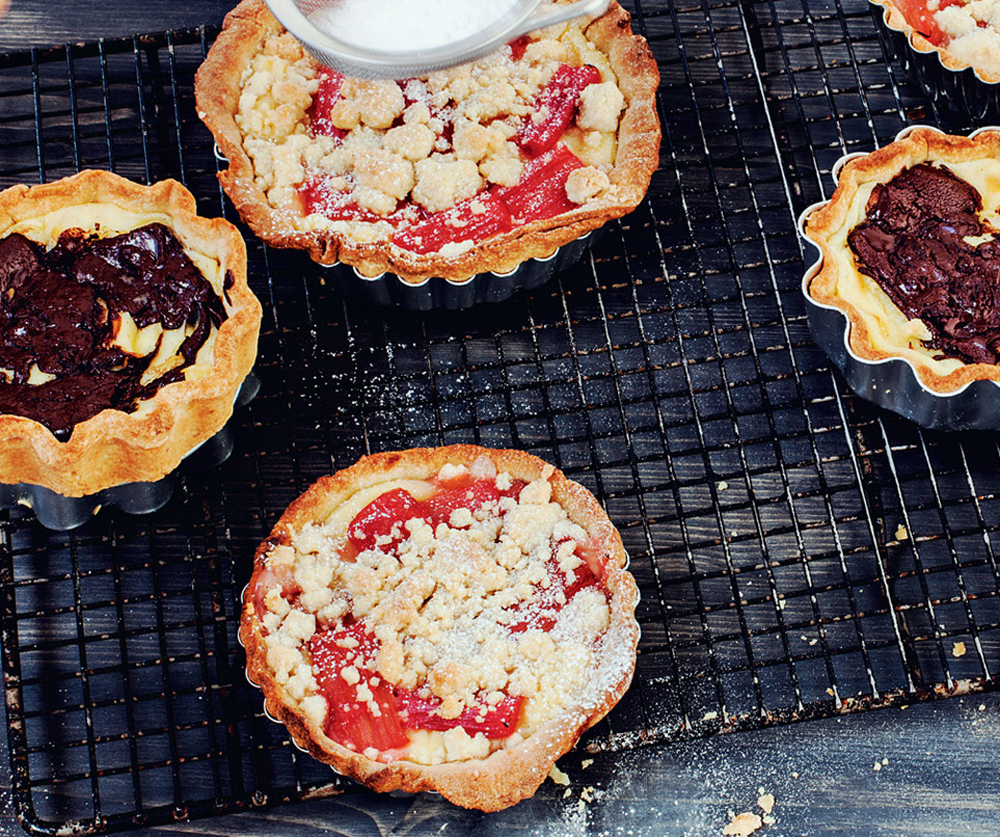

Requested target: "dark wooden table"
[{"left": 2, "top": 2, "right": 1000, "bottom": 836}]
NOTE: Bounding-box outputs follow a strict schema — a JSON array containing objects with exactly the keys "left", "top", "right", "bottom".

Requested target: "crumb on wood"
[
  {"left": 717, "top": 480, "right": 729, "bottom": 491},
  {"left": 723, "top": 812, "right": 763, "bottom": 837},
  {"left": 895, "top": 524, "right": 908, "bottom": 541},
  {"left": 953, "top": 641, "right": 967, "bottom": 658},
  {"left": 703, "top": 710, "right": 719, "bottom": 721},
  {"left": 581, "top": 786, "right": 595, "bottom": 803},
  {"left": 563, "top": 787, "right": 573, "bottom": 799},
  {"left": 549, "top": 764, "right": 570, "bottom": 786},
  {"left": 757, "top": 792, "right": 775, "bottom": 815},
  {"left": 582, "top": 759, "right": 594, "bottom": 769},
  {"left": 873, "top": 761, "right": 882, "bottom": 772}
]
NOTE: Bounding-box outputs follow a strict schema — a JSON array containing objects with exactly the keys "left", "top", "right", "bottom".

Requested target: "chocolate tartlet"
[
  {"left": 801, "top": 126, "right": 1000, "bottom": 428},
  {"left": 0, "top": 170, "right": 262, "bottom": 498},
  {"left": 194, "top": 0, "right": 660, "bottom": 288},
  {"left": 241, "top": 445, "right": 639, "bottom": 811}
]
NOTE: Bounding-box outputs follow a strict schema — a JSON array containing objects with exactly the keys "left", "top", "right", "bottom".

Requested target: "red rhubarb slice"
[
  {"left": 508, "top": 35, "right": 530, "bottom": 62},
  {"left": 392, "top": 192, "right": 512, "bottom": 254},
  {"left": 518, "top": 64, "right": 602, "bottom": 157},
  {"left": 896, "top": 0, "right": 961, "bottom": 44},
  {"left": 308, "top": 68, "right": 347, "bottom": 139},
  {"left": 347, "top": 477, "right": 519, "bottom": 555},
  {"left": 398, "top": 690, "right": 525, "bottom": 738},
  {"left": 422, "top": 479, "right": 502, "bottom": 528},
  {"left": 495, "top": 145, "right": 586, "bottom": 224},
  {"left": 310, "top": 623, "right": 409, "bottom": 752},
  {"left": 347, "top": 487, "right": 425, "bottom": 554}
]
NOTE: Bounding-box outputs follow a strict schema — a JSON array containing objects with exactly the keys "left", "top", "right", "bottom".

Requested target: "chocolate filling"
[
  {"left": 848, "top": 163, "right": 1000, "bottom": 366},
  {"left": 0, "top": 223, "right": 228, "bottom": 437}
]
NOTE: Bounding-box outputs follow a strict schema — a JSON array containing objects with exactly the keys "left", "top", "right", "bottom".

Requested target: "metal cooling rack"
[{"left": 1, "top": 0, "right": 999, "bottom": 833}]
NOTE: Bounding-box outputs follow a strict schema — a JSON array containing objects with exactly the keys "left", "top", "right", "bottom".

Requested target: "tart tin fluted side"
[
  {"left": 798, "top": 125, "right": 1000, "bottom": 431},
  {"left": 869, "top": 0, "right": 1000, "bottom": 118},
  {"left": 1, "top": 373, "right": 260, "bottom": 531},
  {"left": 316, "top": 229, "right": 602, "bottom": 310}
]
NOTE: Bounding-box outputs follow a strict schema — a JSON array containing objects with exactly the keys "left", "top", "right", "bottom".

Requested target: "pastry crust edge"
[
  {"left": 0, "top": 169, "right": 263, "bottom": 497},
  {"left": 803, "top": 127, "right": 1000, "bottom": 394},
  {"left": 240, "top": 444, "right": 640, "bottom": 812},
  {"left": 194, "top": 0, "right": 661, "bottom": 284}
]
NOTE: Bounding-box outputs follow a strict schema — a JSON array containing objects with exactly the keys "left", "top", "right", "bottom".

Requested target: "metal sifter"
[{"left": 262, "top": 0, "right": 612, "bottom": 79}]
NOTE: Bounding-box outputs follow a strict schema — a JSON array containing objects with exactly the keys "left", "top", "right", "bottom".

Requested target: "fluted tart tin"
[{"left": 316, "top": 229, "right": 602, "bottom": 311}]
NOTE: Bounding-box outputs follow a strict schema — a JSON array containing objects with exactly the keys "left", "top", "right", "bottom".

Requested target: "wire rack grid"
[{"left": 0, "top": 0, "right": 999, "bottom": 833}]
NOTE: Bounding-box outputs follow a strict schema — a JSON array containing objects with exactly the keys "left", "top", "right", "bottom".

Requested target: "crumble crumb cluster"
[{"left": 257, "top": 456, "right": 612, "bottom": 765}]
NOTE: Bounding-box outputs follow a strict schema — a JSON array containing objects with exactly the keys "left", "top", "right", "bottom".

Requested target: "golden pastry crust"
[
  {"left": 803, "top": 127, "right": 1000, "bottom": 394},
  {"left": 195, "top": 0, "right": 661, "bottom": 284},
  {"left": 241, "top": 444, "right": 640, "bottom": 812},
  {"left": 0, "top": 169, "right": 262, "bottom": 497},
  {"left": 869, "top": 0, "right": 1000, "bottom": 84}
]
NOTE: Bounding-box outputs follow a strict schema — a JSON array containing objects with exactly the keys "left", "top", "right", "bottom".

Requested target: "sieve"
[{"left": 262, "top": 0, "right": 612, "bottom": 79}]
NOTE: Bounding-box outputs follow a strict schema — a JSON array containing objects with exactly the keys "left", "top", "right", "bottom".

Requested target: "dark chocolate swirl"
[
  {"left": 0, "top": 223, "right": 227, "bottom": 437},
  {"left": 848, "top": 163, "right": 1000, "bottom": 366}
]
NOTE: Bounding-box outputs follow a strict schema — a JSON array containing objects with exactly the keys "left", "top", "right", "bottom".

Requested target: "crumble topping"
[
  {"left": 255, "top": 458, "right": 618, "bottom": 765},
  {"left": 566, "top": 166, "right": 612, "bottom": 204},
  {"left": 235, "top": 21, "right": 626, "bottom": 247}
]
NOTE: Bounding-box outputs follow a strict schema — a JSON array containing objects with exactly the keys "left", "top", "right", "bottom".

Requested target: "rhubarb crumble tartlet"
[
  {"left": 0, "top": 170, "right": 262, "bottom": 499},
  {"left": 195, "top": 0, "right": 660, "bottom": 286},
  {"left": 241, "top": 445, "right": 639, "bottom": 811},
  {"left": 801, "top": 126, "right": 1000, "bottom": 428}
]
